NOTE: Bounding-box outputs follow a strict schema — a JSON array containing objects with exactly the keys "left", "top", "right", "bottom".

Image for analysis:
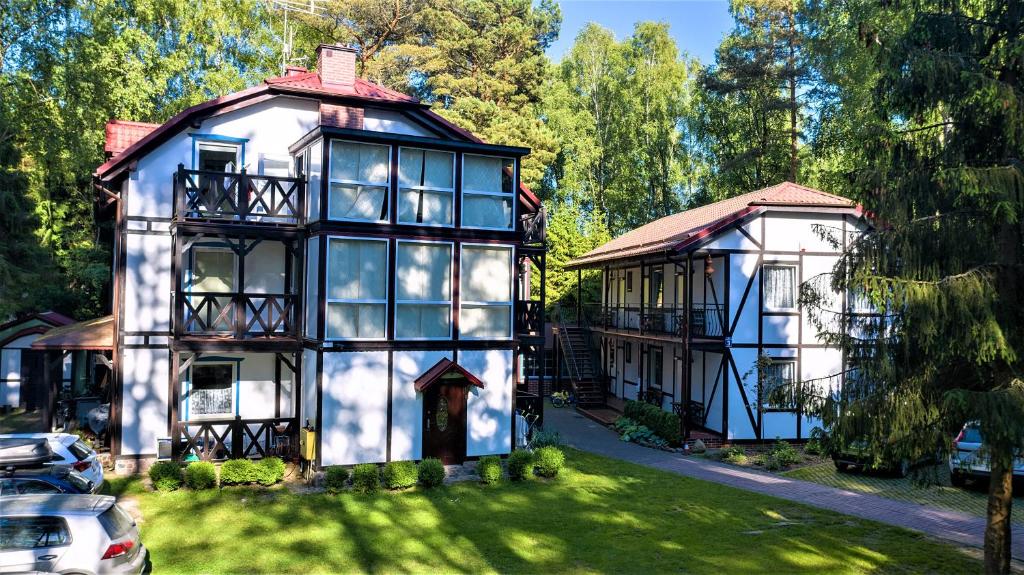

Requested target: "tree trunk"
[{"left": 985, "top": 454, "right": 1014, "bottom": 574}]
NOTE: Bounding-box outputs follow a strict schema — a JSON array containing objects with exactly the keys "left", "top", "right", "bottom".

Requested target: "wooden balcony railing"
[
  {"left": 179, "top": 292, "right": 298, "bottom": 339},
  {"left": 174, "top": 164, "right": 305, "bottom": 226},
  {"left": 173, "top": 416, "right": 297, "bottom": 461},
  {"left": 515, "top": 300, "right": 544, "bottom": 336},
  {"left": 580, "top": 303, "right": 726, "bottom": 339},
  {"left": 520, "top": 206, "right": 547, "bottom": 245}
]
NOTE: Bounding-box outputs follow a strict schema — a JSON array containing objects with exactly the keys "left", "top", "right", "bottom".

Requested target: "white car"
[
  {"left": 0, "top": 433, "right": 104, "bottom": 489},
  {"left": 0, "top": 494, "right": 147, "bottom": 574},
  {"left": 949, "top": 423, "right": 1024, "bottom": 487}
]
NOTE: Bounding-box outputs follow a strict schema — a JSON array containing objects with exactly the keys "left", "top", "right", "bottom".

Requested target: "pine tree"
[{"left": 802, "top": 1, "right": 1024, "bottom": 572}]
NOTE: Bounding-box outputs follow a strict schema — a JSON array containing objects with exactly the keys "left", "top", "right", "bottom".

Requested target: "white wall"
[
  {"left": 305, "top": 237, "right": 319, "bottom": 339},
  {"left": 1, "top": 348, "right": 19, "bottom": 406},
  {"left": 320, "top": 351, "right": 389, "bottom": 466},
  {"left": 391, "top": 350, "right": 452, "bottom": 461},
  {"left": 124, "top": 234, "right": 172, "bottom": 333},
  {"left": 121, "top": 347, "right": 169, "bottom": 456},
  {"left": 460, "top": 349, "right": 513, "bottom": 457},
  {"left": 364, "top": 108, "right": 435, "bottom": 137},
  {"left": 301, "top": 350, "right": 317, "bottom": 428}
]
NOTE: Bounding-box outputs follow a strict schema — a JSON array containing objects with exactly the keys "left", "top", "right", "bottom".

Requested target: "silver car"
[
  {"left": 949, "top": 423, "right": 1024, "bottom": 487},
  {"left": 0, "top": 433, "right": 105, "bottom": 489},
  {"left": 0, "top": 494, "right": 147, "bottom": 574}
]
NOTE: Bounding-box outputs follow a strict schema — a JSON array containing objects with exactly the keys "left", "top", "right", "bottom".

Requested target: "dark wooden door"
[
  {"left": 423, "top": 382, "right": 467, "bottom": 464},
  {"left": 19, "top": 351, "right": 47, "bottom": 411}
]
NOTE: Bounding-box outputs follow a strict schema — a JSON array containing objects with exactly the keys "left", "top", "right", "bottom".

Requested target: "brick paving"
[{"left": 546, "top": 406, "right": 1024, "bottom": 559}]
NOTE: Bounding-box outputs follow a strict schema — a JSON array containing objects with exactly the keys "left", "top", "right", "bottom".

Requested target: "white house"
[
  {"left": 561, "top": 182, "right": 866, "bottom": 442},
  {"left": 87, "top": 45, "right": 546, "bottom": 472}
]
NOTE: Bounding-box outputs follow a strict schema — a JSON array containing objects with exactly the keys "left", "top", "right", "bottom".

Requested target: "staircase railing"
[{"left": 555, "top": 305, "right": 587, "bottom": 383}]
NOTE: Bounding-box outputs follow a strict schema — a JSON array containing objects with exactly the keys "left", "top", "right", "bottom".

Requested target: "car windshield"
[
  {"left": 98, "top": 504, "right": 134, "bottom": 539},
  {"left": 67, "top": 439, "right": 93, "bottom": 461},
  {"left": 962, "top": 426, "right": 983, "bottom": 444}
]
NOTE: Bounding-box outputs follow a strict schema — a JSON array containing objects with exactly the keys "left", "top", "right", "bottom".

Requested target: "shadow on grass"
[{"left": 126, "top": 449, "right": 982, "bottom": 574}]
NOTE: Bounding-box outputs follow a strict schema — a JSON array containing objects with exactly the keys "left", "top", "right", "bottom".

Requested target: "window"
[
  {"left": 761, "top": 360, "right": 797, "bottom": 411},
  {"left": 396, "top": 242, "right": 452, "bottom": 339},
  {"left": 763, "top": 264, "right": 797, "bottom": 310},
  {"left": 626, "top": 271, "right": 634, "bottom": 292},
  {"left": 259, "top": 154, "right": 292, "bottom": 178},
  {"left": 399, "top": 148, "right": 455, "bottom": 226},
  {"left": 14, "top": 480, "right": 62, "bottom": 495},
  {"left": 462, "top": 155, "right": 514, "bottom": 229},
  {"left": 192, "top": 248, "right": 235, "bottom": 293},
  {"left": 648, "top": 347, "right": 663, "bottom": 389},
  {"left": 328, "top": 141, "right": 390, "bottom": 222},
  {"left": 190, "top": 363, "right": 234, "bottom": 417},
  {"left": 649, "top": 267, "right": 664, "bottom": 306},
  {"left": 98, "top": 506, "right": 135, "bottom": 540},
  {"left": 459, "top": 245, "right": 513, "bottom": 339},
  {"left": 196, "top": 141, "right": 241, "bottom": 172},
  {"left": 849, "top": 289, "right": 873, "bottom": 313},
  {"left": 327, "top": 238, "right": 388, "bottom": 339},
  {"left": 0, "top": 517, "right": 70, "bottom": 549},
  {"left": 625, "top": 342, "right": 632, "bottom": 364}
]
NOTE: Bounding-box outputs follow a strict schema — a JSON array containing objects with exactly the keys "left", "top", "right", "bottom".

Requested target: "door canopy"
[{"left": 414, "top": 358, "right": 485, "bottom": 392}]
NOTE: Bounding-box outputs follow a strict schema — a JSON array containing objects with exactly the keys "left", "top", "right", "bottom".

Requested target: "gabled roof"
[
  {"left": 31, "top": 315, "right": 114, "bottom": 351},
  {"left": 414, "top": 358, "right": 485, "bottom": 392},
  {"left": 104, "top": 120, "right": 160, "bottom": 156},
  {"left": 567, "top": 182, "right": 858, "bottom": 268},
  {"left": 265, "top": 70, "right": 419, "bottom": 104}
]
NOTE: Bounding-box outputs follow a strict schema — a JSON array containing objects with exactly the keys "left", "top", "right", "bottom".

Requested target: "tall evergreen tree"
[{"left": 802, "top": 1, "right": 1024, "bottom": 572}]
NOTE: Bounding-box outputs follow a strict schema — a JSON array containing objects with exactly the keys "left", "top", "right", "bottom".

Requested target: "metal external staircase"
[{"left": 555, "top": 309, "right": 606, "bottom": 408}]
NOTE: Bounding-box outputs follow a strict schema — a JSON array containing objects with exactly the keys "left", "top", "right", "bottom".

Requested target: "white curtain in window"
[
  {"left": 397, "top": 243, "right": 450, "bottom": 301},
  {"left": 190, "top": 365, "right": 233, "bottom": 416},
  {"left": 328, "top": 239, "right": 387, "bottom": 300},
  {"left": 398, "top": 189, "right": 453, "bottom": 226},
  {"left": 330, "top": 142, "right": 389, "bottom": 183},
  {"left": 327, "top": 303, "right": 386, "bottom": 339},
  {"left": 396, "top": 304, "right": 450, "bottom": 338},
  {"left": 329, "top": 183, "right": 387, "bottom": 221},
  {"left": 461, "top": 246, "right": 511, "bottom": 302},
  {"left": 462, "top": 195, "right": 512, "bottom": 229},
  {"left": 463, "top": 155, "right": 510, "bottom": 193},
  {"left": 399, "top": 149, "right": 453, "bottom": 189},
  {"left": 460, "top": 305, "right": 511, "bottom": 339},
  {"left": 764, "top": 265, "right": 796, "bottom": 308}
]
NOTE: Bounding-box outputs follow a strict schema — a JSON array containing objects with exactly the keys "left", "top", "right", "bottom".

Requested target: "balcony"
[
  {"left": 176, "top": 292, "right": 299, "bottom": 343},
  {"left": 581, "top": 302, "right": 725, "bottom": 339},
  {"left": 515, "top": 300, "right": 544, "bottom": 338},
  {"left": 174, "top": 165, "right": 305, "bottom": 226}
]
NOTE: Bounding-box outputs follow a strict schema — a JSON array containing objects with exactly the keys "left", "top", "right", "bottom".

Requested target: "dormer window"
[
  {"left": 328, "top": 141, "right": 390, "bottom": 222},
  {"left": 462, "top": 155, "right": 514, "bottom": 230},
  {"left": 398, "top": 148, "right": 455, "bottom": 226}
]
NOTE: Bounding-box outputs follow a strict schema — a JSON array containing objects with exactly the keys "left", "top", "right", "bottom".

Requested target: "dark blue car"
[{"left": 0, "top": 466, "right": 97, "bottom": 495}]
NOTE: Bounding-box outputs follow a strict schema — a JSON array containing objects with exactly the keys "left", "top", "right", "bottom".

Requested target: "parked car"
[
  {"left": 1, "top": 465, "right": 99, "bottom": 495},
  {"left": 831, "top": 438, "right": 929, "bottom": 477},
  {"left": 949, "top": 423, "right": 1024, "bottom": 487},
  {"left": 0, "top": 433, "right": 104, "bottom": 489},
  {"left": 0, "top": 494, "right": 147, "bottom": 574}
]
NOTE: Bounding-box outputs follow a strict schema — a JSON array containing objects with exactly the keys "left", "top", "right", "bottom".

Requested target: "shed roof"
[
  {"left": 31, "top": 315, "right": 114, "bottom": 351},
  {"left": 414, "top": 358, "right": 485, "bottom": 392},
  {"left": 567, "top": 182, "right": 857, "bottom": 268}
]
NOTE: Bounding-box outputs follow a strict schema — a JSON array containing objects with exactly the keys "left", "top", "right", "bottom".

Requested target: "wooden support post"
[
  {"left": 576, "top": 268, "right": 582, "bottom": 325},
  {"left": 170, "top": 352, "right": 181, "bottom": 460}
]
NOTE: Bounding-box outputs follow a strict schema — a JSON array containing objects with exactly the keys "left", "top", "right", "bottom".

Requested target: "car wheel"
[
  {"left": 835, "top": 461, "right": 850, "bottom": 473},
  {"left": 950, "top": 473, "right": 967, "bottom": 488}
]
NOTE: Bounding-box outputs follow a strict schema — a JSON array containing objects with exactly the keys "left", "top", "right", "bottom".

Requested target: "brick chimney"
[{"left": 316, "top": 44, "right": 357, "bottom": 87}]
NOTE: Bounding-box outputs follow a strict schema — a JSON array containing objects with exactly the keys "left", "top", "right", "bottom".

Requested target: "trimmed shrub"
[
  {"left": 256, "top": 457, "right": 286, "bottom": 486},
  {"left": 219, "top": 458, "right": 259, "bottom": 485},
  {"left": 324, "top": 466, "right": 350, "bottom": 493},
  {"left": 149, "top": 461, "right": 183, "bottom": 491},
  {"left": 534, "top": 446, "right": 565, "bottom": 478},
  {"left": 507, "top": 449, "right": 534, "bottom": 481},
  {"left": 184, "top": 461, "right": 217, "bottom": 490},
  {"left": 382, "top": 461, "right": 418, "bottom": 490},
  {"left": 352, "top": 463, "right": 380, "bottom": 494},
  {"left": 623, "top": 400, "right": 681, "bottom": 444},
  {"left": 477, "top": 456, "right": 502, "bottom": 484},
  {"left": 418, "top": 458, "right": 445, "bottom": 488}
]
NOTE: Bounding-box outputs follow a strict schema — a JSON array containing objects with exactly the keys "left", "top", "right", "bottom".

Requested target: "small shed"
[{"left": 0, "top": 312, "right": 75, "bottom": 413}]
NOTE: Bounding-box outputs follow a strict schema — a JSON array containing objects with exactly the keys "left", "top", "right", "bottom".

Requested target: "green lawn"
[
  {"left": 109, "top": 449, "right": 980, "bottom": 574},
  {"left": 784, "top": 462, "right": 1024, "bottom": 527}
]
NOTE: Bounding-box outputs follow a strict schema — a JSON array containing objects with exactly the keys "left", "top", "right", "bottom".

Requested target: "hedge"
[
  {"left": 382, "top": 461, "right": 418, "bottom": 490},
  {"left": 219, "top": 459, "right": 258, "bottom": 485},
  {"left": 623, "top": 400, "right": 681, "bottom": 444},
  {"left": 184, "top": 461, "right": 217, "bottom": 489},
  {"left": 256, "top": 457, "right": 286, "bottom": 486},
  {"left": 149, "top": 461, "right": 183, "bottom": 491}
]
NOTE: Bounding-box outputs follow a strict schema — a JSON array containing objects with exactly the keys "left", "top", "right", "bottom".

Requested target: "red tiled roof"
[
  {"left": 104, "top": 120, "right": 160, "bottom": 156},
  {"left": 264, "top": 70, "right": 420, "bottom": 104},
  {"left": 414, "top": 358, "right": 485, "bottom": 392},
  {"left": 567, "top": 182, "right": 857, "bottom": 268}
]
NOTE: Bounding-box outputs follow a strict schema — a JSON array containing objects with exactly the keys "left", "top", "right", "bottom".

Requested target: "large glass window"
[
  {"left": 197, "top": 141, "right": 240, "bottom": 172},
  {"left": 462, "top": 155, "right": 514, "bottom": 229},
  {"left": 190, "top": 363, "right": 234, "bottom": 417},
  {"left": 399, "top": 148, "right": 455, "bottom": 226},
  {"left": 327, "top": 238, "right": 388, "bottom": 339},
  {"left": 763, "top": 264, "right": 797, "bottom": 310},
  {"left": 192, "top": 248, "right": 235, "bottom": 293},
  {"left": 460, "top": 245, "right": 513, "bottom": 339},
  {"left": 328, "top": 141, "right": 390, "bottom": 222},
  {"left": 396, "top": 242, "right": 452, "bottom": 339}
]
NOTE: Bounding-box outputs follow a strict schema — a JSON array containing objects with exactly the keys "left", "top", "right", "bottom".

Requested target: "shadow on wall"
[{"left": 321, "top": 352, "right": 388, "bottom": 465}]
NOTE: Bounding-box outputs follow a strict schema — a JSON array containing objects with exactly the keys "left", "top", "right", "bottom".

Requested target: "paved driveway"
[{"left": 546, "top": 406, "right": 1024, "bottom": 560}]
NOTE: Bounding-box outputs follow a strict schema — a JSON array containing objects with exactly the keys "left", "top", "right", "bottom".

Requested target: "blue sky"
[{"left": 547, "top": 0, "right": 733, "bottom": 65}]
